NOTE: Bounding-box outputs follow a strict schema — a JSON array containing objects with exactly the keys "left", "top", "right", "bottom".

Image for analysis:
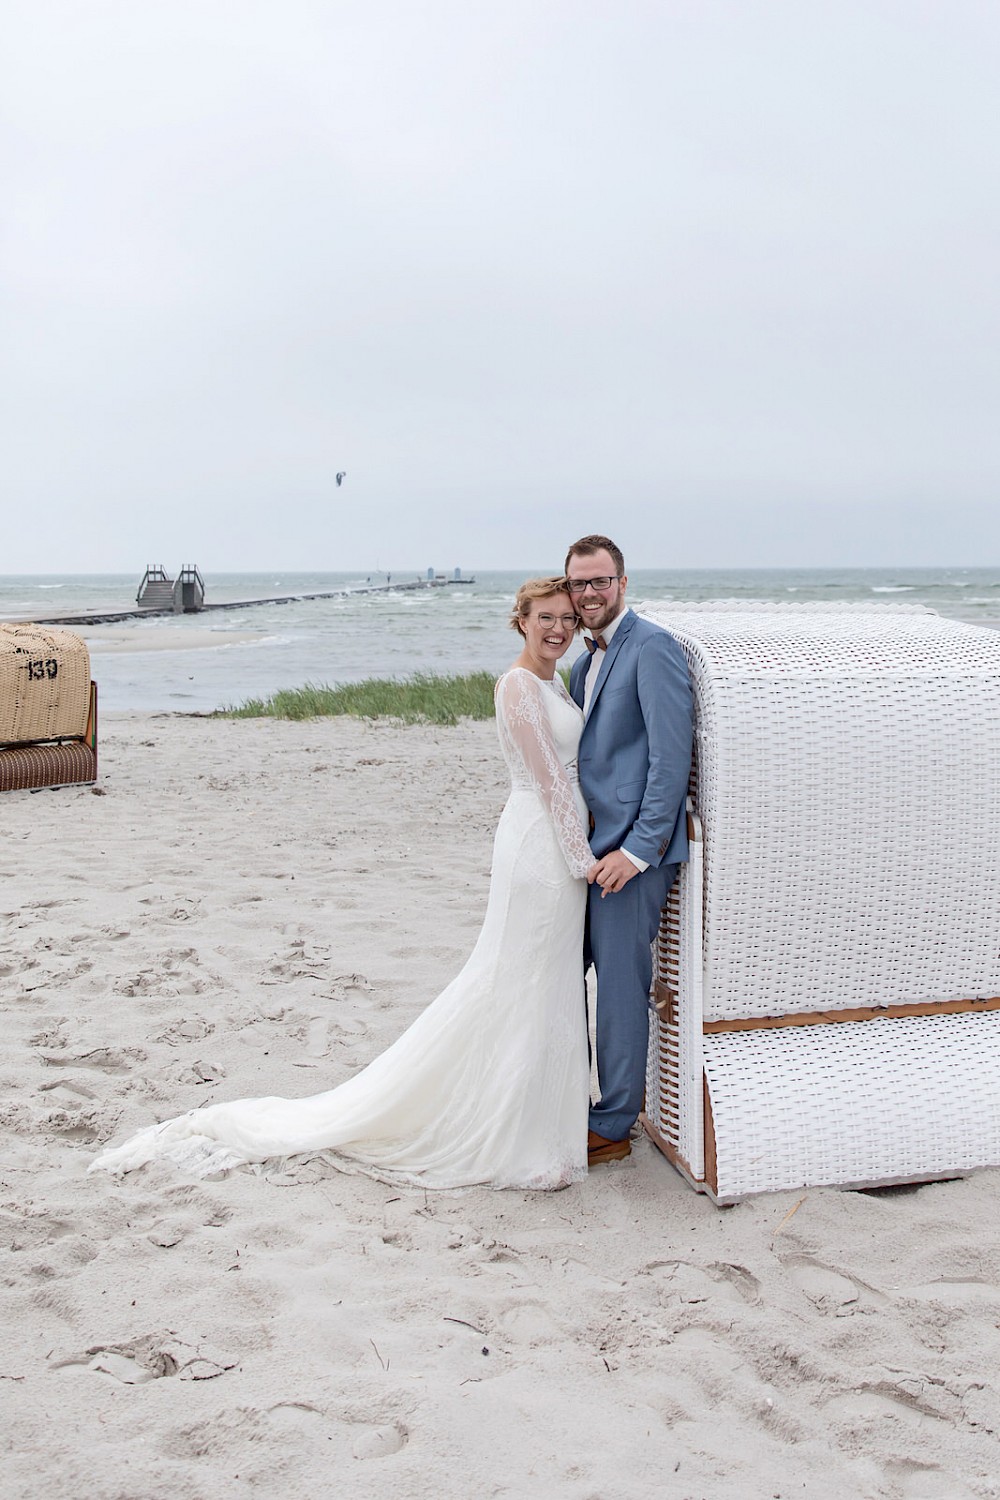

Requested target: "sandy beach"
[
  {"left": 3, "top": 711, "right": 1000, "bottom": 1499},
  {"left": 80, "top": 627, "right": 271, "bottom": 654}
]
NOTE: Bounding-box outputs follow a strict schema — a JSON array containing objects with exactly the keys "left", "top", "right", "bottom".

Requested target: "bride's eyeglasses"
[
  {"left": 566, "top": 576, "right": 617, "bottom": 593},
  {"left": 536, "top": 612, "right": 579, "bottom": 629}
]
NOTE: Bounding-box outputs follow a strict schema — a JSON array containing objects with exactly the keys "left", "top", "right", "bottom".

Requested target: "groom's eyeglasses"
[{"left": 566, "top": 576, "right": 618, "bottom": 593}]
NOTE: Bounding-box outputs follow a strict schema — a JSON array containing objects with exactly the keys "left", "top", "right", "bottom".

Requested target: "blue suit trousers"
[{"left": 586, "top": 860, "right": 678, "bottom": 1141}]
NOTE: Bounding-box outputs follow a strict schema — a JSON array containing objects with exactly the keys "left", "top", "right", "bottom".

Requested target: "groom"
[{"left": 566, "top": 535, "right": 693, "bottom": 1167}]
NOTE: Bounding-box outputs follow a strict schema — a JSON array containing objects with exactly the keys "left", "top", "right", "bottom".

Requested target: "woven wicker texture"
[
  {"left": 0, "top": 624, "right": 91, "bottom": 744},
  {"left": 637, "top": 603, "right": 1000, "bottom": 1020},
  {"left": 704, "top": 1011, "right": 1000, "bottom": 1199},
  {"left": 0, "top": 740, "right": 96, "bottom": 793}
]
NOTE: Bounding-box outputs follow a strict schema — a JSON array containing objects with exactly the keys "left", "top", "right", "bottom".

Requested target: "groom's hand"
[{"left": 591, "top": 850, "right": 640, "bottom": 896}]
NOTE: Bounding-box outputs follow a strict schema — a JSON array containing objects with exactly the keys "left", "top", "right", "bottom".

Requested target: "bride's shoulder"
[
  {"left": 496, "top": 666, "right": 541, "bottom": 691},
  {"left": 495, "top": 668, "right": 547, "bottom": 716}
]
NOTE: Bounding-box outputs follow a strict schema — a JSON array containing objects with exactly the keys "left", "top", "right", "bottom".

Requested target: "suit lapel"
[
  {"left": 586, "top": 609, "right": 636, "bottom": 720},
  {"left": 569, "top": 653, "right": 587, "bottom": 710}
]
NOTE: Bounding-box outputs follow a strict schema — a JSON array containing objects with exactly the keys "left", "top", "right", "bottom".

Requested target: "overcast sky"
[{"left": 3, "top": 1, "right": 999, "bottom": 573}]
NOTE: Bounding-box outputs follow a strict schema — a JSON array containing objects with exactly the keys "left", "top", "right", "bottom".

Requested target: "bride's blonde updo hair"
[{"left": 509, "top": 576, "right": 580, "bottom": 637}]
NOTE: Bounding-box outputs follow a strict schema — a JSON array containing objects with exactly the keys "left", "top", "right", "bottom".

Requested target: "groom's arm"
[{"left": 630, "top": 629, "right": 692, "bottom": 862}]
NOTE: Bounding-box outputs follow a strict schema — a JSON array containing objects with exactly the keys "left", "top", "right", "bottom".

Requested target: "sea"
[{"left": 3, "top": 567, "right": 999, "bottom": 714}]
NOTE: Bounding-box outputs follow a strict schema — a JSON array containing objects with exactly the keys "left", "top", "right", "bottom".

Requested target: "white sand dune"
[{"left": 3, "top": 713, "right": 999, "bottom": 1498}]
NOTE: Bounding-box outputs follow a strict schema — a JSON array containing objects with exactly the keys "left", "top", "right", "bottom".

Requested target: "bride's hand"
[
  {"left": 592, "top": 850, "right": 640, "bottom": 897},
  {"left": 585, "top": 862, "right": 601, "bottom": 884}
]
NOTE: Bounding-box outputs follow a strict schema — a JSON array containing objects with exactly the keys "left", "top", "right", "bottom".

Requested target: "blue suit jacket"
[{"left": 569, "top": 610, "right": 693, "bottom": 867}]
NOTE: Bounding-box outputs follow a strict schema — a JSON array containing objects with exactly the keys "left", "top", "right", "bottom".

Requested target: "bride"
[{"left": 91, "top": 578, "right": 597, "bottom": 1191}]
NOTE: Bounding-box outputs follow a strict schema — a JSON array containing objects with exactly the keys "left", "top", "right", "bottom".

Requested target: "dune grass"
[{"left": 220, "top": 671, "right": 500, "bottom": 726}]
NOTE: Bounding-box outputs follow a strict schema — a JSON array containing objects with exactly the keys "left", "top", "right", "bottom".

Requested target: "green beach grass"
[{"left": 219, "top": 671, "right": 499, "bottom": 726}]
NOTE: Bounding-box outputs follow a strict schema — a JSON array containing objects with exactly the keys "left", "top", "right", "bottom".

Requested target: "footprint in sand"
[
  {"left": 164, "top": 1058, "right": 225, "bottom": 1086},
  {"left": 900, "top": 1276, "right": 1000, "bottom": 1306},
  {"left": 329, "top": 973, "right": 373, "bottom": 995},
  {"left": 145, "top": 1215, "right": 199, "bottom": 1248},
  {"left": 481, "top": 1245, "right": 522, "bottom": 1268},
  {"left": 706, "top": 1260, "right": 761, "bottom": 1303},
  {"left": 262, "top": 1402, "right": 345, "bottom": 1450},
  {"left": 38, "top": 1078, "right": 98, "bottom": 1101},
  {"left": 351, "top": 1422, "right": 408, "bottom": 1460},
  {"left": 782, "top": 1253, "right": 879, "bottom": 1315},
  {"left": 113, "top": 972, "right": 159, "bottom": 997},
  {"left": 31, "top": 1284, "right": 79, "bottom": 1325},
  {"left": 499, "top": 1299, "right": 565, "bottom": 1343},
  {"left": 41, "top": 1047, "right": 145, "bottom": 1074},
  {"left": 162, "top": 976, "right": 209, "bottom": 998},
  {"left": 157, "top": 1182, "right": 232, "bottom": 1225},
  {"left": 0, "top": 1208, "right": 75, "bottom": 1250},
  {"left": 156, "top": 1016, "right": 215, "bottom": 1045},
  {"left": 388, "top": 945, "right": 428, "bottom": 962},
  {"left": 889, "top": 1461, "right": 981, "bottom": 1499},
  {"left": 642, "top": 1259, "right": 760, "bottom": 1306},
  {"left": 306, "top": 1015, "right": 330, "bottom": 1057},
  {"left": 26, "top": 1235, "right": 99, "bottom": 1275},
  {"left": 166, "top": 902, "right": 200, "bottom": 922},
  {"left": 162, "top": 947, "right": 199, "bottom": 970},
  {"left": 29, "top": 1022, "right": 68, "bottom": 1050},
  {"left": 42, "top": 1106, "right": 108, "bottom": 1143},
  {"left": 330, "top": 1015, "right": 370, "bottom": 1043},
  {"left": 52, "top": 1332, "right": 237, "bottom": 1384},
  {"left": 824, "top": 1379, "right": 957, "bottom": 1428}
]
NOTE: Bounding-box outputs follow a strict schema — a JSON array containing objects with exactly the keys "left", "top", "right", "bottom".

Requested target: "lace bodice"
[{"left": 494, "top": 669, "right": 593, "bottom": 879}]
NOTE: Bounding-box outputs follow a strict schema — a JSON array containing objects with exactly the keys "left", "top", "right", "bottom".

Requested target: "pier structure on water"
[
  {"left": 136, "top": 564, "right": 206, "bottom": 613},
  {"left": 26, "top": 566, "right": 476, "bottom": 628}
]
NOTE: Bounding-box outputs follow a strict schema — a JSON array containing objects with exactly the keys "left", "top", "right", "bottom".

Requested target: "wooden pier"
[{"left": 23, "top": 575, "right": 476, "bottom": 629}]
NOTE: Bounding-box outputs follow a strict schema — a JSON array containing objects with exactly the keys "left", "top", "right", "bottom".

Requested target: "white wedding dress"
[{"left": 91, "top": 669, "right": 593, "bottom": 1191}]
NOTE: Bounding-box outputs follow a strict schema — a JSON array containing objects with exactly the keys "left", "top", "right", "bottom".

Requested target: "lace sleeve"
[{"left": 495, "top": 671, "right": 594, "bottom": 879}]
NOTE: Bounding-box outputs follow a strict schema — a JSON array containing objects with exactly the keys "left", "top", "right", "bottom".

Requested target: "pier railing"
[
  {"left": 136, "top": 566, "right": 176, "bottom": 610},
  {"left": 177, "top": 565, "right": 205, "bottom": 613}
]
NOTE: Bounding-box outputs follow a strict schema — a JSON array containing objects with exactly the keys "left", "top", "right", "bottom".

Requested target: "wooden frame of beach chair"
[{"left": 637, "top": 602, "right": 1000, "bottom": 1202}]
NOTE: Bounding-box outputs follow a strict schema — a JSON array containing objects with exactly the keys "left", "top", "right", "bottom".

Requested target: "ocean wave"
[{"left": 871, "top": 586, "right": 914, "bottom": 593}]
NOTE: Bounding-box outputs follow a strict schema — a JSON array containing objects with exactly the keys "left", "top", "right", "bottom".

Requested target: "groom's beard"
[{"left": 577, "top": 589, "right": 624, "bottom": 634}]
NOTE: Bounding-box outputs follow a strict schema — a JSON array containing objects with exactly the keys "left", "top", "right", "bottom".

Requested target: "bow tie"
[{"left": 584, "top": 634, "right": 607, "bottom": 654}]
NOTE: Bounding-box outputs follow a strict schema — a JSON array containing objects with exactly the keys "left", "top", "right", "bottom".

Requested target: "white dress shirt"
[{"left": 583, "top": 605, "right": 627, "bottom": 712}]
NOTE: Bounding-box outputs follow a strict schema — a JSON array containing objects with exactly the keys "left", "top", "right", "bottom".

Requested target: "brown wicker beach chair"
[{"left": 0, "top": 624, "right": 98, "bottom": 792}]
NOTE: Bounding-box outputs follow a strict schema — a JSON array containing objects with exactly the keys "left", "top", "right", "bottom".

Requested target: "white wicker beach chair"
[{"left": 637, "top": 601, "right": 1000, "bottom": 1201}]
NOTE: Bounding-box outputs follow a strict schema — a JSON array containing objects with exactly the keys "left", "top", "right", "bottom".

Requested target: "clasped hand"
[{"left": 587, "top": 849, "right": 639, "bottom": 897}]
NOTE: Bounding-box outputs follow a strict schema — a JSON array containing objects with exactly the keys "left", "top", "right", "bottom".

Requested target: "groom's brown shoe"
[{"left": 588, "top": 1129, "right": 631, "bottom": 1166}]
